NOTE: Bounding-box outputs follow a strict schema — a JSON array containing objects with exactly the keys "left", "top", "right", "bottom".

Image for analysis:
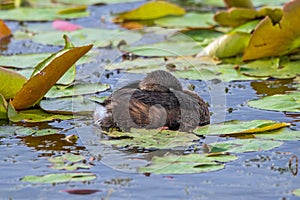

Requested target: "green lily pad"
[
  {"left": 21, "top": 172, "right": 96, "bottom": 183},
  {"left": 31, "top": 28, "right": 142, "bottom": 47},
  {"left": 114, "top": 1, "right": 185, "bottom": 22},
  {"left": 0, "top": 7, "right": 89, "bottom": 21},
  {"left": 121, "top": 41, "right": 203, "bottom": 57},
  {"left": 194, "top": 120, "right": 290, "bottom": 136},
  {"left": 0, "top": 67, "right": 27, "bottom": 99},
  {"left": 139, "top": 154, "right": 237, "bottom": 174},
  {"left": 8, "top": 102, "right": 75, "bottom": 123},
  {"left": 86, "top": 96, "right": 108, "bottom": 104},
  {"left": 254, "top": 128, "right": 300, "bottom": 141},
  {"left": 48, "top": 153, "right": 91, "bottom": 170},
  {"left": 57, "top": 0, "right": 145, "bottom": 5},
  {"left": 14, "top": 127, "right": 59, "bottom": 136},
  {"left": 174, "top": 64, "right": 263, "bottom": 82},
  {"left": 101, "top": 128, "right": 200, "bottom": 150},
  {"left": 209, "top": 139, "right": 283, "bottom": 153},
  {"left": 0, "top": 126, "right": 19, "bottom": 136},
  {"left": 292, "top": 188, "right": 300, "bottom": 197},
  {"left": 40, "top": 96, "right": 97, "bottom": 115},
  {"left": 0, "top": 50, "right": 98, "bottom": 69},
  {"left": 0, "top": 94, "right": 7, "bottom": 119},
  {"left": 240, "top": 58, "right": 300, "bottom": 79},
  {"left": 248, "top": 92, "right": 300, "bottom": 112},
  {"left": 45, "top": 83, "right": 110, "bottom": 98},
  {"left": 198, "top": 32, "right": 250, "bottom": 58},
  {"left": 181, "top": 29, "right": 223, "bottom": 44},
  {"left": 154, "top": 12, "right": 215, "bottom": 28}
]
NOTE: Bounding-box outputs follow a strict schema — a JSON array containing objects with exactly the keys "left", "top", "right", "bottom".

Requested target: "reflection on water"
[{"left": 250, "top": 79, "right": 295, "bottom": 96}]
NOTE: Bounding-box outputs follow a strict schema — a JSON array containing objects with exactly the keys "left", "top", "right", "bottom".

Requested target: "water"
[{"left": 1, "top": 2, "right": 300, "bottom": 200}]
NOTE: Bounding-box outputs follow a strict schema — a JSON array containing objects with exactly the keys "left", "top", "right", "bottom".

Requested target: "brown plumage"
[{"left": 94, "top": 70, "right": 210, "bottom": 132}]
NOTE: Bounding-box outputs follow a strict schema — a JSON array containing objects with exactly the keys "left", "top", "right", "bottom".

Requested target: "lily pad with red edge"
[{"left": 61, "top": 189, "right": 101, "bottom": 195}]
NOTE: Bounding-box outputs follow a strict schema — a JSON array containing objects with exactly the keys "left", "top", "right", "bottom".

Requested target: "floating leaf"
[
  {"left": 197, "top": 32, "right": 250, "bottom": 58},
  {"left": 139, "top": 154, "right": 237, "bottom": 174},
  {"left": 121, "top": 41, "right": 203, "bottom": 57},
  {"left": 8, "top": 101, "right": 75, "bottom": 123},
  {"left": 0, "top": 67, "right": 27, "bottom": 99},
  {"left": 60, "top": 189, "right": 100, "bottom": 195},
  {"left": 194, "top": 120, "right": 290, "bottom": 136},
  {"left": 0, "top": 7, "right": 89, "bottom": 21},
  {"left": 248, "top": 92, "right": 300, "bottom": 112},
  {"left": 0, "top": 125, "right": 19, "bottom": 136},
  {"left": 209, "top": 139, "right": 283, "bottom": 153},
  {"left": 14, "top": 127, "right": 59, "bottom": 136},
  {"left": 254, "top": 128, "right": 300, "bottom": 141},
  {"left": 224, "top": 0, "right": 254, "bottom": 8},
  {"left": 240, "top": 58, "right": 300, "bottom": 79},
  {"left": 114, "top": 1, "right": 185, "bottom": 22},
  {"left": 101, "top": 129, "right": 200, "bottom": 150},
  {"left": 0, "top": 94, "right": 7, "bottom": 119},
  {"left": 40, "top": 96, "right": 97, "bottom": 115},
  {"left": 31, "top": 28, "right": 142, "bottom": 47},
  {"left": 52, "top": 20, "right": 82, "bottom": 31},
  {"left": 0, "top": 19, "right": 11, "bottom": 40},
  {"left": 21, "top": 173, "right": 96, "bottom": 183},
  {"left": 243, "top": 0, "right": 300, "bottom": 60},
  {"left": 292, "top": 188, "right": 300, "bottom": 197},
  {"left": 11, "top": 42, "right": 93, "bottom": 110},
  {"left": 48, "top": 153, "right": 90, "bottom": 170},
  {"left": 154, "top": 12, "right": 215, "bottom": 28},
  {"left": 57, "top": 0, "right": 143, "bottom": 5},
  {"left": 45, "top": 83, "right": 110, "bottom": 99}
]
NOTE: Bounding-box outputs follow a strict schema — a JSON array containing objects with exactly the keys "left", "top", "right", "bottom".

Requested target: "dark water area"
[{"left": 1, "top": 2, "right": 300, "bottom": 200}]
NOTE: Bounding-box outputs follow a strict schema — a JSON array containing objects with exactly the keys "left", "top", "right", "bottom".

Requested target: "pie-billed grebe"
[{"left": 94, "top": 70, "right": 210, "bottom": 132}]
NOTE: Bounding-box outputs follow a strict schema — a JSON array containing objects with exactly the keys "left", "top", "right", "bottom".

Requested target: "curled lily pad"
[
  {"left": 247, "top": 92, "right": 300, "bottom": 112},
  {"left": 21, "top": 172, "right": 96, "bottom": 183},
  {"left": 101, "top": 128, "right": 200, "bottom": 150},
  {"left": 209, "top": 139, "right": 283, "bottom": 153},
  {"left": 139, "top": 154, "right": 237, "bottom": 174},
  {"left": 194, "top": 120, "right": 290, "bottom": 136},
  {"left": 45, "top": 83, "right": 110, "bottom": 98},
  {"left": 243, "top": 0, "right": 300, "bottom": 60}
]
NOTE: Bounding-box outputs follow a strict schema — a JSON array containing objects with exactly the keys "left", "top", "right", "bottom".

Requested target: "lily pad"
[
  {"left": 57, "top": 0, "right": 141, "bottom": 4},
  {"left": 154, "top": 12, "right": 215, "bottom": 28},
  {"left": 8, "top": 102, "right": 75, "bottom": 123},
  {"left": 31, "top": 28, "right": 142, "bottom": 48},
  {"left": 48, "top": 153, "right": 91, "bottom": 170},
  {"left": 21, "top": 172, "right": 96, "bottom": 183},
  {"left": 121, "top": 41, "right": 203, "bottom": 57},
  {"left": 247, "top": 92, "right": 300, "bottom": 112},
  {"left": 12, "top": 39, "right": 93, "bottom": 110},
  {"left": 45, "top": 83, "right": 110, "bottom": 98},
  {"left": 14, "top": 127, "right": 59, "bottom": 136},
  {"left": 194, "top": 120, "right": 290, "bottom": 136},
  {"left": 254, "top": 128, "right": 300, "bottom": 141},
  {"left": 243, "top": 0, "right": 300, "bottom": 60},
  {"left": 0, "top": 67, "right": 27, "bottom": 99},
  {"left": 209, "top": 139, "right": 283, "bottom": 153},
  {"left": 40, "top": 96, "right": 97, "bottom": 114},
  {"left": 139, "top": 154, "right": 237, "bottom": 174},
  {"left": 292, "top": 188, "right": 300, "bottom": 197},
  {"left": 0, "top": 94, "right": 7, "bottom": 119},
  {"left": 197, "top": 32, "right": 250, "bottom": 58},
  {"left": 101, "top": 128, "right": 200, "bottom": 150},
  {"left": 240, "top": 58, "right": 300, "bottom": 79},
  {"left": 114, "top": 1, "right": 185, "bottom": 22},
  {"left": 0, "top": 7, "right": 89, "bottom": 21}
]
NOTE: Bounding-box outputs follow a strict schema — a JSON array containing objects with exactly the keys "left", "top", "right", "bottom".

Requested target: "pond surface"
[{"left": 1, "top": 1, "right": 300, "bottom": 200}]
